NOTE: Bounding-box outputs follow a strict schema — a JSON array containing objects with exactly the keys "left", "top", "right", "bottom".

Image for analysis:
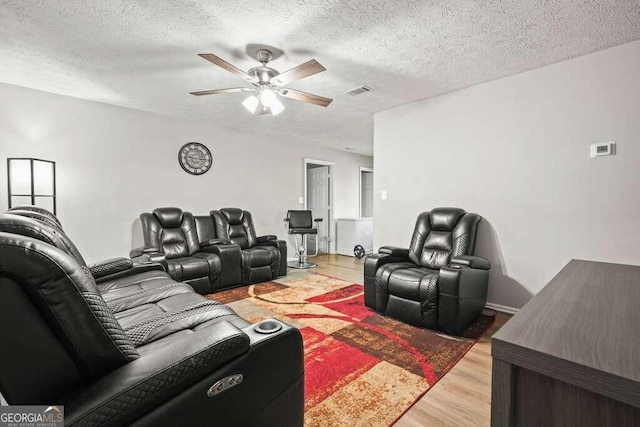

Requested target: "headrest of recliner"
[
  {"left": 220, "top": 208, "right": 244, "bottom": 225},
  {"left": 430, "top": 207, "right": 466, "bottom": 231},
  {"left": 9, "top": 205, "right": 62, "bottom": 227},
  {"left": 153, "top": 207, "right": 184, "bottom": 228},
  {"left": 0, "top": 213, "right": 87, "bottom": 266},
  {"left": 0, "top": 213, "right": 65, "bottom": 248},
  {"left": 6, "top": 209, "right": 61, "bottom": 230}
]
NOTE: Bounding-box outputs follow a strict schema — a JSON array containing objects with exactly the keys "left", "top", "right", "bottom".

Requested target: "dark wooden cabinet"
[{"left": 491, "top": 259, "right": 640, "bottom": 426}]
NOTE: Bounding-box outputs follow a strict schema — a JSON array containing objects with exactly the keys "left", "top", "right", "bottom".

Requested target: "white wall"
[
  {"left": 374, "top": 40, "right": 640, "bottom": 310},
  {"left": 0, "top": 82, "right": 372, "bottom": 262}
]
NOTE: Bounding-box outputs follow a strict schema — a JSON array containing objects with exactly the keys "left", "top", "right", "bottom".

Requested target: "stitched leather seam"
[
  {"left": 101, "top": 274, "right": 170, "bottom": 289},
  {"left": 71, "top": 333, "right": 247, "bottom": 425},
  {"left": 105, "top": 283, "right": 190, "bottom": 303},
  {"left": 0, "top": 243, "right": 130, "bottom": 368}
]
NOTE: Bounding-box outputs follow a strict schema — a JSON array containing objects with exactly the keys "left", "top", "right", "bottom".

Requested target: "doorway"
[
  {"left": 304, "top": 158, "right": 334, "bottom": 253},
  {"left": 360, "top": 167, "right": 374, "bottom": 218}
]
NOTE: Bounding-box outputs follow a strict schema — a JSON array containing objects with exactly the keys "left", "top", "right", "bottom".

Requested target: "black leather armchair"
[
  {"left": 364, "top": 207, "right": 490, "bottom": 335},
  {"left": 211, "top": 208, "right": 287, "bottom": 284},
  {"left": 0, "top": 210, "right": 304, "bottom": 426},
  {"left": 134, "top": 207, "right": 226, "bottom": 294}
]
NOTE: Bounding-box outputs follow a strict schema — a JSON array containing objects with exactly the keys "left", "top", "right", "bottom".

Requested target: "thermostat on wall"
[{"left": 590, "top": 142, "right": 615, "bottom": 158}]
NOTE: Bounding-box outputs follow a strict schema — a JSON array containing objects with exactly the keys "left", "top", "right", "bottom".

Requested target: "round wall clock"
[{"left": 178, "top": 142, "right": 213, "bottom": 175}]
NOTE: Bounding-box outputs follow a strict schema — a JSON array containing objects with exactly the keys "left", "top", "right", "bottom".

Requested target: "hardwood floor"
[{"left": 309, "top": 253, "right": 511, "bottom": 427}]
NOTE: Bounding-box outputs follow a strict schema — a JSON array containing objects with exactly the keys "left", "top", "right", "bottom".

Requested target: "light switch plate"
[
  {"left": 298, "top": 196, "right": 304, "bottom": 204},
  {"left": 381, "top": 190, "right": 387, "bottom": 200}
]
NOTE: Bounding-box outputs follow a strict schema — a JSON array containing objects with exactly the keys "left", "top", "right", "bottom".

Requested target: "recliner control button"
[{"left": 207, "top": 374, "right": 243, "bottom": 397}]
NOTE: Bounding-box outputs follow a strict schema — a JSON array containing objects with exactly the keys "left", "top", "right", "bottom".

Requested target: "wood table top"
[{"left": 492, "top": 259, "right": 640, "bottom": 406}]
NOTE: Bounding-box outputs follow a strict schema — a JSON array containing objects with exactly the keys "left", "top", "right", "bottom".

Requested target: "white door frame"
[
  {"left": 303, "top": 158, "right": 336, "bottom": 253},
  {"left": 359, "top": 167, "right": 374, "bottom": 218}
]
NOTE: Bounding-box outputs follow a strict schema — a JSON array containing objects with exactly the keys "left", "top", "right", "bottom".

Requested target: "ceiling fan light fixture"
[
  {"left": 242, "top": 95, "right": 260, "bottom": 114},
  {"left": 267, "top": 96, "right": 285, "bottom": 115},
  {"left": 259, "top": 88, "right": 277, "bottom": 106},
  {"left": 259, "top": 88, "right": 284, "bottom": 115}
]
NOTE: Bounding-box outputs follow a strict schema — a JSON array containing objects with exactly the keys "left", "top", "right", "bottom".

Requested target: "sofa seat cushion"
[
  {"left": 115, "top": 292, "right": 206, "bottom": 329},
  {"left": 242, "top": 247, "right": 278, "bottom": 268},
  {"left": 113, "top": 291, "right": 243, "bottom": 347},
  {"left": 96, "top": 270, "right": 172, "bottom": 293},
  {"left": 192, "top": 252, "right": 222, "bottom": 274},
  {"left": 374, "top": 262, "right": 416, "bottom": 295},
  {"left": 166, "top": 256, "right": 211, "bottom": 281},
  {"left": 125, "top": 300, "right": 238, "bottom": 347},
  {"left": 375, "top": 264, "right": 440, "bottom": 329},
  {"left": 387, "top": 267, "right": 439, "bottom": 301},
  {"left": 102, "top": 282, "right": 195, "bottom": 314},
  {"left": 136, "top": 314, "right": 251, "bottom": 356}
]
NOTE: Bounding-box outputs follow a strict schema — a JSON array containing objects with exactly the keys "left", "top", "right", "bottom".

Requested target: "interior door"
[
  {"left": 307, "top": 165, "right": 330, "bottom": 252},
  {"left": 361, "top": 170, "right": 374, "bottom": 218}
]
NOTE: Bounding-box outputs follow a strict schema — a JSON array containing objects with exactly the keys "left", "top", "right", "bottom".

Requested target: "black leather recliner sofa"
[
  {"left": 133, "top": 207, "right": 287, "bottom": 292},
  {"left": 364, "top": 207, "right": 491, "bottom": 335},
  {"left": 133, "top": 207, "right": 224, "bottom": 294},
  {"left": 0, "top": 211, "right": 304, "bottom": 426},
  {"left": 212, "top": 208, "right": 287, "bottom": 284}
]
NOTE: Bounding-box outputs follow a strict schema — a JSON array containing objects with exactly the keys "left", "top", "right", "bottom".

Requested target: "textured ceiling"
[{"left": 1, "top": 1, "right": 640, "bottom": 156}]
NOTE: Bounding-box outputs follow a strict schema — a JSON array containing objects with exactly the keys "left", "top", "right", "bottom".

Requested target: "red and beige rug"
[{"left": 207, "top": 271, "right": 493, "bottom": 426}]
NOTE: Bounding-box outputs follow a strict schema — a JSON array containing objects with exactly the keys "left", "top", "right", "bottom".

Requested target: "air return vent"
[{"left": 346, "top": 85, "right": 374, "bottom": 96}]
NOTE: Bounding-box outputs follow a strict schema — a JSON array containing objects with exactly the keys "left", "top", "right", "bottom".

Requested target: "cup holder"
[{"left": 254, "top": 320, "right": 282, "bottom": 334}]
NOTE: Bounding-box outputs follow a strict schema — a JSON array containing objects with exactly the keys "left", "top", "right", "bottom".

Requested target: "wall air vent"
[{"left": 346, "top": 85, "right": 374, "bottom": 96}]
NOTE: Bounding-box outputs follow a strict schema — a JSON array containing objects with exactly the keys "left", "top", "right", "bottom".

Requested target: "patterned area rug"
[{"left": 207, "top": 271, "right": 493, "bottom": 427}]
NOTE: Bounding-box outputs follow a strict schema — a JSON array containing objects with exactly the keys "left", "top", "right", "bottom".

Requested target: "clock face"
[{"left": 178, "top": 143, "right": 213, "bottom": 175}]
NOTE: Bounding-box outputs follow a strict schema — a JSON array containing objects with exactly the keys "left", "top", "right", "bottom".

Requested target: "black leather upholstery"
[
  {"left": 212, "top": 208, "right": 258, "bottom": 249},
  {"left": 287, "top": 210, "right": 313, "bottom": 229},
  {"left": 0, "top": 208, "right": 304, "bottom": 426},
  {"left": 137, "top": 208, "right": 222, "bottom": 293},
  {"left": 364, "top": 208, "right": 490, "bottom": 335},
  {"left": 142, "top": 208, "right": 200, "bottom": 258},
  {"left": 0, "top": 213, "right": 87, "bottom": 266},
  {"left": 0, "top": 233, "right": 138, "bottom": 385},
  {"left": 212, "top": 208, "right": 287, "bottom": 283},
  {"left": 137, "top": 208, "right": 286, "bottom": 290},
  {"left": 89, "top": 257, "right": 134, "bottom": 279},
  {"left": 6, "top": 208, "right": 63, "bottom": 230},
  {"left": 9, "top": 205, "right": 63, "bottom": 229},
  {"left": 379, "top": 246, "right": 410, "bottom": 257}
]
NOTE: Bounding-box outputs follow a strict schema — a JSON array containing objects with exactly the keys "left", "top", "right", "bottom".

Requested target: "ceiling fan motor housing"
[
  {"left": 248, "top": 49, "right": 280, "bottom": 84},
  {"left": 249, "top": 66, "right": 279, "bottom": 84}
]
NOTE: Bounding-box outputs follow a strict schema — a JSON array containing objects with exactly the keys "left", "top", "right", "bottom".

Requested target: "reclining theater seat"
[
  {"left": 0, "top": 211, "right": 305, "bottom": 426},
  {"left": 364, "top": 207, "right": 491, "bottom": 335},
  {"left": 136, "top": 207, "right": 222, "bottom": 294},
  {"left": 211, "top": 208, "right": 287, "bottom": 284},
  {"left": 0, "top": 212, "right": 197, "bottom": 313},
  {"left": 0, "top": 213, "right": 222, "bottom": 321}
]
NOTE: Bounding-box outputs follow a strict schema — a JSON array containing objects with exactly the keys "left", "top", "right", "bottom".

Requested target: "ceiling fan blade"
[
  {"left": 271, "top": 59, "right": 326, "bottom": 86},
  {"left": 198, "top": 53, "right": 255, "bottom": 83},
  {"left": 190, "top": 88, "right": 252, "bottom": 96},
  {"left": 279, "top": 88, "right": 333, "bottom": 107}
]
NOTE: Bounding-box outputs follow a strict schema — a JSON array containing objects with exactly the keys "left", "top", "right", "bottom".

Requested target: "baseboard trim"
[{"left": 485, "top": 302, "right": 519, "bottom": 315}]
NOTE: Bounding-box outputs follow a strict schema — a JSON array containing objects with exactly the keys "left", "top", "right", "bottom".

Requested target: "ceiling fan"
[{"left": 190, "top": 49, "right": 332, "bottom": 116}]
